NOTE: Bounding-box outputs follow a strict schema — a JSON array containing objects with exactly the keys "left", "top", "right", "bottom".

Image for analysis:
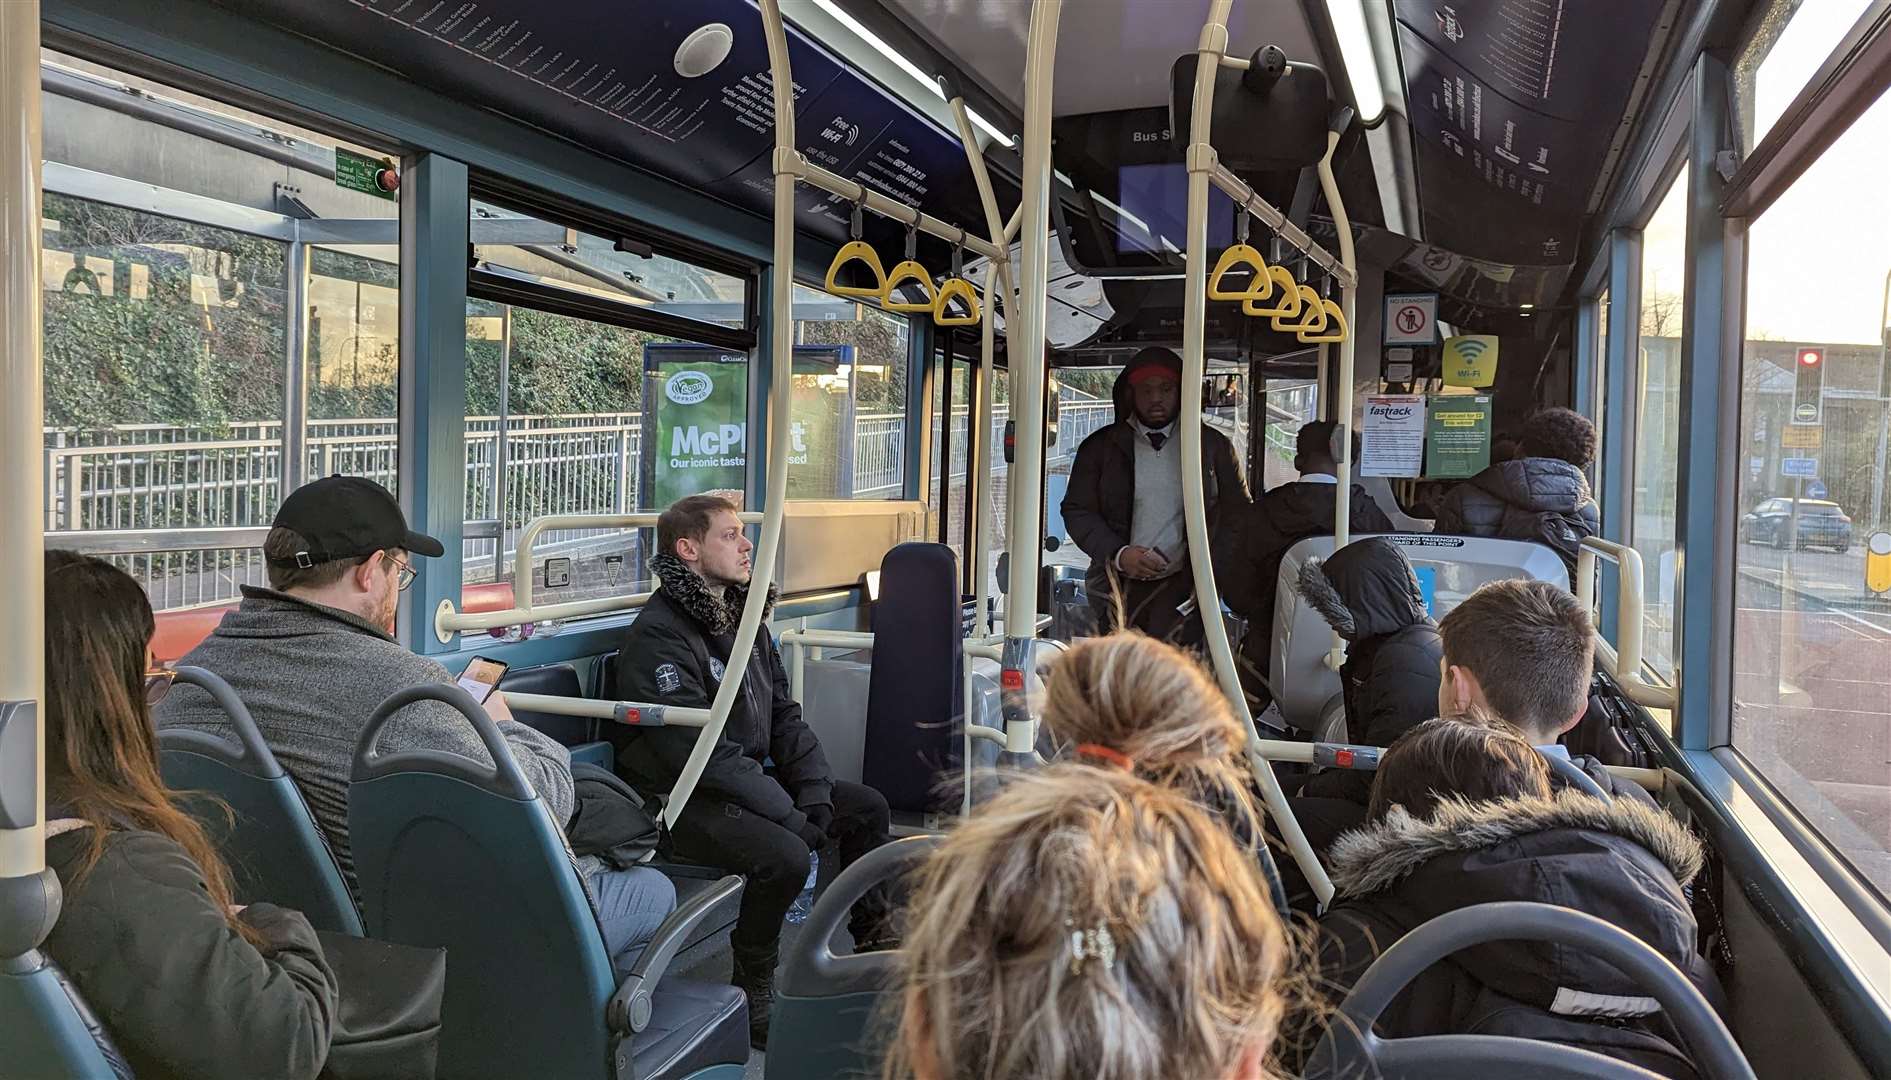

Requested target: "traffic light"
[{"left": 1792, "top": 347, "right": 1824, "bottom": 425}]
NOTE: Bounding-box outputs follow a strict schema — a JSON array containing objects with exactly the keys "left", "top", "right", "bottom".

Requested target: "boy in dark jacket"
[
  {"left": 1292, "top": 537, "right": 1442, "bottom": 803},
  {"left": 1227, "top": 421, "right": 1394, "bottom": 702},
  {"left": 1061, "top": 347, "right": 1249, "bottom": 644},
  {"left": 1305, "top": 719, "right": 1719, "bottom": 1080},
  {"left": 1439, "top": 577, "right": 1655, "bottom": 805},
  {"left": 614, "top": 494, "right": 894, "bottom": 1046},
  {"left": 1433, "top": 406, "right": 1600, "bottom": 583}
]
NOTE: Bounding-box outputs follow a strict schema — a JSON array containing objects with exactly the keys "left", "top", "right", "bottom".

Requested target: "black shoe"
[{"left": 731, "top": 953, "right": 776, "bottom": 1050}]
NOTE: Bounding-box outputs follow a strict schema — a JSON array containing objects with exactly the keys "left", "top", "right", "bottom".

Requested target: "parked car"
[{"left": 1740, "top": 498, "right": 1854, "bottom": 552}]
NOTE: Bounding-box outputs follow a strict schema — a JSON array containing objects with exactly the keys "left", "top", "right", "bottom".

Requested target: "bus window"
[
  {"left": 1733, "top": 78, "right": 1891, "bottom": 902},
  {"left": 38, "top": 50, "right": 402, "bottom": 612},
  {"left": 790, "top": 285, "right": 912, "bottom": 501},
  {"left": 1735, "top": 0, "right": 1878, "bottom": 152},
  {"left": 1633, "top": 168, "right": 1688, "bottom": 685},
  {"left": 1592, "top": 288, "right": 1610, "bottom": 512}
]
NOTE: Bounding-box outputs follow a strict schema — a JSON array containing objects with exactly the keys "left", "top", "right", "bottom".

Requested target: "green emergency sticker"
[{"left": 335, "top": 148, "right": 397, "bottom": 200}]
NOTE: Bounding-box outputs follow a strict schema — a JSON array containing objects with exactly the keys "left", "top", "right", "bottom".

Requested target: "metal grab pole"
[
  {"left": 666, "top": 0, "right": 797, "bottom": 827},
  {"left": 945, "top": 92, "right": 1016, "bottom": 638},
  {"left": 1318, "top": 131, "right": 1357, "bottom": 548},
  {"left": 999, "top": 0, "right": 1063, "bottom": 757},
  {"left": 0, "top": 0, "right": 51, "bottom": 920},
  {"left": 1184, "top": 0, "right": 1334, "bottom": 908}
]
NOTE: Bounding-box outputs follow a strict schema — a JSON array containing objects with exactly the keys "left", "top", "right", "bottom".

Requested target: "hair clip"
[
  {"left": 1074, "top": 742, "right": 1133, "bottom": 770},
  {"left": 1065, "top": 918, "right": 1118, "bottom": 975}
]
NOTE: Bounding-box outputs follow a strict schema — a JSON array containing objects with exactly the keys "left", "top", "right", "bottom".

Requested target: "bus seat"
[
  {"left": 1271, "top": 535, "right": 1570, "bottom": 732},
  {"left": 156, "top": 665, "right": 364, "bottom": 936},
  {"left": 1305, "top": 901, "right": 1754, "bottom": 1080},
  {"left": 0, "top": 952, "right": 132, "bottom": 1080},
  {"left": 348, "top": 683, "right": 748, "bottom": 1080},
  {"left": 766, "top": 836, "right": 937, "bottom": 1080},
  {"left": 861, "top": 543, "right": 964, "bottom": 814},
  {"left": 500, "top": 662, "right": 612, "bottom": 769},
  {"left": 594, "top": 650, "right": 620, "bottom": 702}
]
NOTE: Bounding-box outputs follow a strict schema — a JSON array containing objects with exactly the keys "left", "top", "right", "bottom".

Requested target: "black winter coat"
[
  {"left": 1309, "top": 792, "right": 1720, "bottom": 1079},
  {"left": 1062, "top": 366, "right": 1249, "bottom": 595},
  {"left": 1293, "top": 538, "right": 1442, "bottom": 804},
  {"left": 1227, "top": 481, "right": 1394, "bottom": 680},
  {"left": 44, "top": 821, "right": 339, "bottom": 1080},
  {"left": 1434, "top": 457, "right": 1600, "bottom": 582},
  {"left": 614, "top": 555, "right": 834, "bottom": 834},
  {"left": 1062, "top": 421, "right": 1247, "bottom": 592}
]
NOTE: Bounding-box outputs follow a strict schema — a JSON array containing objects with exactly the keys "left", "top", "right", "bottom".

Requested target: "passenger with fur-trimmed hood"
[
  {"left": 1292, "top": 537, "right": 1441, "bottom": 805},
  {"left": 1303, "top": 719, "right": 1722, "bottom": 1080}
]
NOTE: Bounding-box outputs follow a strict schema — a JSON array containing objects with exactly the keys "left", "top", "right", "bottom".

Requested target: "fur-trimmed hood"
[
  {"left": 650, "top": 552, "right": 777, "bottom": 636},
  {"left": 1321, "top": 792, "right": 1709, "bottom": 1023},
  {"left": 1331, "top": 791, "right": 1704, "bottom": 895},
  {"left": 1295, "top": 536, "right": 1432, "bottom": 642}
]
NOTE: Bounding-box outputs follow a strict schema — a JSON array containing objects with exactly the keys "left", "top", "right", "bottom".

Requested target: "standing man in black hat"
[
  {"left": 1061, "top": 347, "right": 1250, "bottom": 642},
  {"left": 158, "top": 476, "right": 678, "bottom": 975}
]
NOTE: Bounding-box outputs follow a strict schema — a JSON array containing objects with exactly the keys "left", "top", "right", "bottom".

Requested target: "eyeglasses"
[
  {"left": 143, "top": 668, "right": 178, "bottom": 706},
  {"left": 384, "top": 553, "right": 417, "bottom": 592}
]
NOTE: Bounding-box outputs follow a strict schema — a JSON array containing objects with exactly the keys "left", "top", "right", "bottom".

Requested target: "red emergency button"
[
  {"left": 1335, "top": 748, "right": 1355, "bottom": 768},
  {"left": 1001, "top": 669, "right": 1025, "bottom": 691},
  {"left": 624, "top": 708, "right": 641, "bottom": 725}
]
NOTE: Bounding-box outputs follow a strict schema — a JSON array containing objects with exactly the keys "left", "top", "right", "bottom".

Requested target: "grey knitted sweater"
[{"left": 156, "top": 586, "right": 577, "bottom": 891}]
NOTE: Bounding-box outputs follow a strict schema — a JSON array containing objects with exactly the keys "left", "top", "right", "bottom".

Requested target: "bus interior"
[{"left": 2, "top": 0, "right": 1890, "bottom": 1078}]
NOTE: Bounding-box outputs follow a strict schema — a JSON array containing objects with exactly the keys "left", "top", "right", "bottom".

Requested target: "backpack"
[{"left": 565, "top": 762, "right": 664, "bottom": 869}]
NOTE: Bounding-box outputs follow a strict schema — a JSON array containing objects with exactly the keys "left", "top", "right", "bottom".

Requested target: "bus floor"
[{"left": 671, "top": 843, "right": 862, "bottom": 1077}]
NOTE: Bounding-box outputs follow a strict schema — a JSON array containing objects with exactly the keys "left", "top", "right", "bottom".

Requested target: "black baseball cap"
[{"left": 266, "top": 475, "right": 445, "bottom": 569}]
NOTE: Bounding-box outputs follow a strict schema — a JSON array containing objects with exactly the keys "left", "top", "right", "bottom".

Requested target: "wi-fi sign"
[{"left": 1442, "top": 335, "right": 1500, "bottom": 387}]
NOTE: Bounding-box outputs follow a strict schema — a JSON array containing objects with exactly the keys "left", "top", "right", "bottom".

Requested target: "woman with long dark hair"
[{"left": 40, "top": 550, "right": 338, "bottom": 1080}]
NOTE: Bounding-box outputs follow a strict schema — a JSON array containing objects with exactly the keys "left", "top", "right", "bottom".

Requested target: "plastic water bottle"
[{"left": 784, "top": 851, "right": 819, "bottom": 924}]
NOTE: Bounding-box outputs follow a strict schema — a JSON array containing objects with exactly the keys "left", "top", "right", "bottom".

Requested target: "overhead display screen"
[
  {"left": 234, "top": 0, "right": 1010, "bottom": 246},
  {"left": 1394, "top": 0, "right": 1663, "bottom": 265}
]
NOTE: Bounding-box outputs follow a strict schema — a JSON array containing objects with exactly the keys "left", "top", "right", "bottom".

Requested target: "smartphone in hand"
[{"left": 456, "top": 656, "right": 509, "bottom": 705}]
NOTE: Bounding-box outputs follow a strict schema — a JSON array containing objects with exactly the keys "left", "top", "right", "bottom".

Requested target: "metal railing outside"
[{"left": 43, "top": 408, "right": 1005, "bottom": 608}]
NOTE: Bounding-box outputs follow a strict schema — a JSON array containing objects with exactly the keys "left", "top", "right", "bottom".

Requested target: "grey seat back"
[
  {"left": 0, "top": 954, "right": 131, "bottom": 1080},
  {"left": 1305, "top": 901, "right": 1755, "bottom": 1080},
  {"left": 157, "top": 665, "right": 363, "bottom": 935},
  {"left": 349, "top": 683, "right": 616, "bottom": 1079},
  {"left": 1272, "top": 534, "right": 1570, "bottom": 731},
  {"left": 766, "top": 836, "right": 938, "bottom": 1080},
  {"left": 862, "top": 543, "right": 963, "bottom": 813},
  {"left": 348, "top": 683, "right": 749, "bottom": 1080}
]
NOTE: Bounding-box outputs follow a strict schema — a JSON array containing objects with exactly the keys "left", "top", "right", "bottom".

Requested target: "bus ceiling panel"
[
  {"left": 877, "top": 0, "right": 1321, "bottom": 119},
  {"left": 1389, "top": 0, "right": 1674, "bottom": 269},
  {"left": 232, "top": 0, "right": 1010, "bottom": 256}
]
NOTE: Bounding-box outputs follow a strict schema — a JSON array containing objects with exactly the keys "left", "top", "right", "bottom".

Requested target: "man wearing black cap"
[
  {"left": 1061, "top": 347, "right": 1249, "bottom": 642},
  {"left": 157, "top": 476, "right": 678, "bottom": 975}
]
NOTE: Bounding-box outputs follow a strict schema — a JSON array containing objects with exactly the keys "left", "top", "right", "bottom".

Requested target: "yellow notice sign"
[{"left": 1442, "top": 335, "right": 1501, "bottom": 387}]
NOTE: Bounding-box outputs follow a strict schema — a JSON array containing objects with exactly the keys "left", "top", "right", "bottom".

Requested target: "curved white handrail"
[
  {"left": 1182, "top": 0, "right": 1341, "bottom": 909},
  {"left": 432, "top": 511, "right": 765, "bottom": 640},
  {"left": 1576, "top": 537, "right": 1677, "bottom": 709}
]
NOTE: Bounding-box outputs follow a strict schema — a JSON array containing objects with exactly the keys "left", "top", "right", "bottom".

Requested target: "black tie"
[{"left": 1147, "top": 432, "right": 1168, "bottom": 451}]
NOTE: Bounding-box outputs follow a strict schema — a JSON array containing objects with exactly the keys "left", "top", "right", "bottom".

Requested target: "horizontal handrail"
[
  {"left": 1576, "top": 537, "right": 1677, "bottom": 709},
  {"left": 781, "top": 150, "right": 1008, "bottom": 264},
  {"left": 498, "top": 691, "right": 709, "bottom": 728},
  {"left": 1206, "top": 162, "right": 1356, "bottom": 288},
  {"left": 435, "top": 511, "right": 764, "bottom": 640}
]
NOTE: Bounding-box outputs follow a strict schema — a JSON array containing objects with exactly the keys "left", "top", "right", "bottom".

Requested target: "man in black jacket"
[
  {"left": 1060, "top": 347, "right": 1249, "bottom": 643},
  {"left": 1227, "top": 421, "right": 1393, "bottom": 702},
  {"left": 613, "top": 494, "right": 894, "bottom": 1046},
  {"left": 1433, "top": 406, "right": 1601, "bottom": 583}
]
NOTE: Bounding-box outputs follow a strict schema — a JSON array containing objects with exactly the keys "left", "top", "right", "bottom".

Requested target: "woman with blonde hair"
[
  {"left": 887, "top": 765, "right": 1290, "bottom": 1080},
  {"left": 1039, "top": 632, "right": 1284, "bottom": 908}
]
